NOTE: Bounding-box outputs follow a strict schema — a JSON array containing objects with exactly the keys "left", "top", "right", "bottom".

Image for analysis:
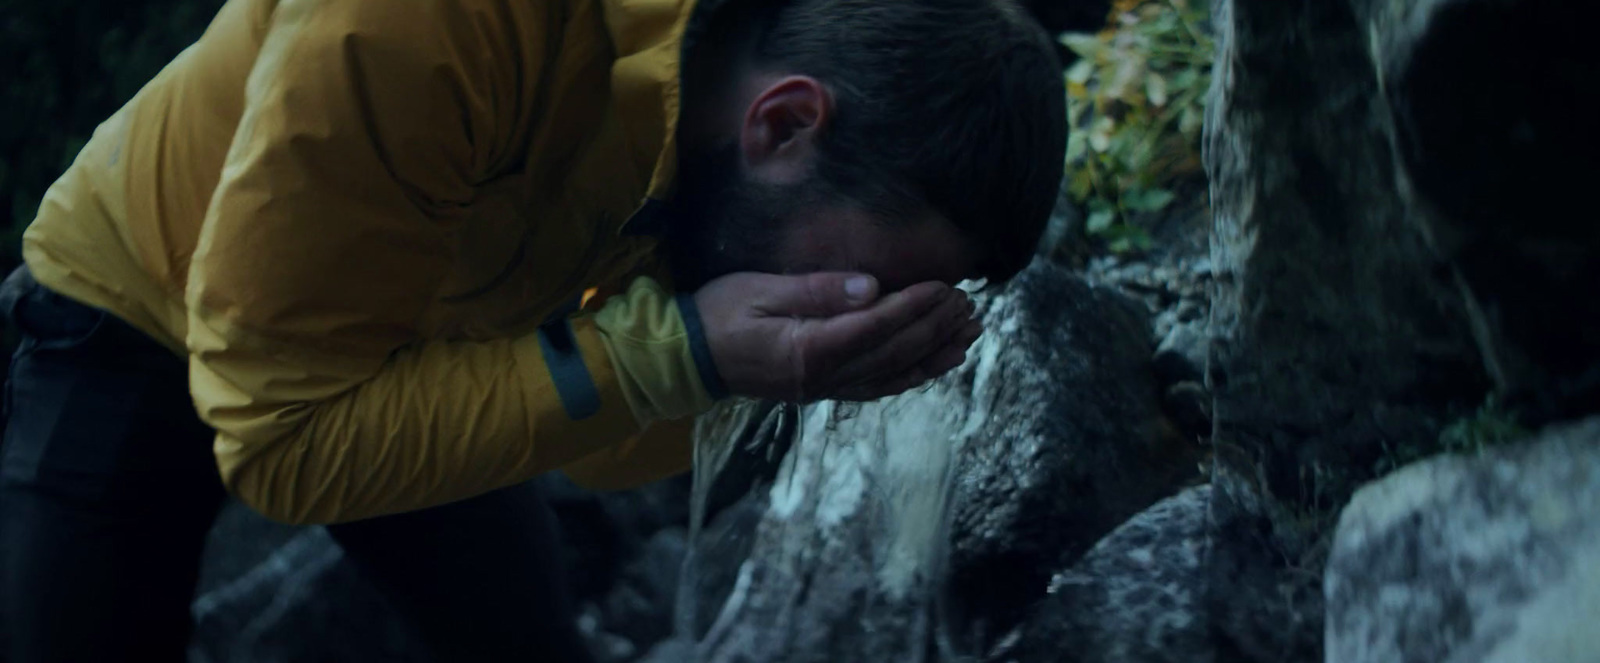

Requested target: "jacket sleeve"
[
  {"left": 561, "top": 275, "right": 730, "bottom": 492},
  {"left": 186, "top": 0, "right": 717, "bottom": 525}
]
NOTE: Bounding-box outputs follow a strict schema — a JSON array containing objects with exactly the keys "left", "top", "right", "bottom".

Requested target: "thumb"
[{"left": 755, "top": 272, "right": 879, "bottom": 318}]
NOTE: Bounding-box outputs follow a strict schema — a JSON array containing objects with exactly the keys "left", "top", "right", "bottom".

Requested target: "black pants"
[{"left": 0, "top": 267, "right": 593, "bottom": 663}]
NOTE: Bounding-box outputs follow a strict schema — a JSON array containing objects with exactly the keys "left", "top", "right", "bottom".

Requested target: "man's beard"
[{"left": 662, "top": 142, "right": 815, "bottom": 290}]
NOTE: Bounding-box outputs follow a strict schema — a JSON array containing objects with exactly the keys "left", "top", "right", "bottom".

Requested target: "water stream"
[{"left": 674, "top": 380, "right": 975, "bottom": 662}]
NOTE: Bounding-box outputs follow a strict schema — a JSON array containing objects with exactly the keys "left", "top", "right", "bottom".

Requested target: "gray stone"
[
  {"left": 681, "top": 492, "right": 769, "bottom": 643},
  {"left": 947, "top": 262, "right": 1202, "bottom": 642},
  {"left": 1000, "top": 485, "right": 1214, "bottom": 663},
  {"left": 1152, "top": 308, "right": 1181, "bottom": 348},
  {"left": 688, "top": 260, "right": 1202, "bottom": 662},
  {"left": 1326, "top": 416, "right": 1600, "bottom": 663},
  {"left": 1154, "top": 323, "right": 1207, "bottom": 385}
]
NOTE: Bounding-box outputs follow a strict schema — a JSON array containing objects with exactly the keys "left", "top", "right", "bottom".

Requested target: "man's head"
[{"left": 666, "top": 0, "right": 1067, "bottom": 292}]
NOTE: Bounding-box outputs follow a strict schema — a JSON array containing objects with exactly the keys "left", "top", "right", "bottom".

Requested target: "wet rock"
[
  {"left": 1154, "top": 323, "right": 1207, "bottom": 385},
  {"left": 1001, "top": 485, "right": 1212, "bottom": 663},
  {"left": 689, "top": 260, "right": 1201, "bottom": 662},
  {"left": 1326, "top": 416, "right": 1600, "bottom": 662},
  {"left": 948, "top": 262, "right": 1202, "bottom": 641},
  {"left": 1079, "top": 192, "right": 1213, "bottom": 353},
  {"left": 682, "top": 492, "right": 769, "bottom": 643}
]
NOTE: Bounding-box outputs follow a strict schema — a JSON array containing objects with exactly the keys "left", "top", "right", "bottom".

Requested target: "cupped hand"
[{"left": 692, "top": 272, "right": 982, "bottom": 403}]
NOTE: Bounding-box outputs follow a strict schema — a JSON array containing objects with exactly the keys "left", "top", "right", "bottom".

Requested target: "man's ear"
[{"left": 739, "top": 76, "right": 833, "bottom": 185}]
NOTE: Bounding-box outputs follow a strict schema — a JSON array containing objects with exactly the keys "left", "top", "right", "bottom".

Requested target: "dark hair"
[{"left": 686, "top": 0, "right": 1067, "bottom": 283}]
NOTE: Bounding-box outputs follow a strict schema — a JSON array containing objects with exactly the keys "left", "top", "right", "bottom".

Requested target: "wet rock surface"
[
  {"left": 1326, "top": 417, "right": 1600, "bottom": 663},
  {"left": 1000, "top": 485, "right": 1214, "bottom": 663},
  {"left": 947, "top": 261, "right": 1202, "bottom": 638}
]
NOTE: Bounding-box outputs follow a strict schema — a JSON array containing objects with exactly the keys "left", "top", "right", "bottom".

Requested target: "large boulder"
[
  {"left": 684, "top": 260, "right": 1202, "bottom": 662},
  {"left": 1000, "top": 485, "right": 1214, "bottom": 663},
  {"left": 946, "top": 261, "right": 1201, "bottom": 638},
  {"left": 1325, "top": 416, "right": 1600, "bottom": 662}
]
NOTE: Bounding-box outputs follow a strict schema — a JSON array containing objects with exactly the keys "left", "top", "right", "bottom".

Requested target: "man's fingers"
[
  {"left": 832, "top": 339, "right": 969, "bottom": 401},
  {"left": 831, "top": 323, "right": 981, "bottom": 401},
  {"left": 753, "top": 272, "right": 880, "bottom": 318},
  {"left": 825, "top": 289, "right": 974, "bottom": 388},
  {"left": 800, "top": 281, "right": 954, "bottom": 363}
]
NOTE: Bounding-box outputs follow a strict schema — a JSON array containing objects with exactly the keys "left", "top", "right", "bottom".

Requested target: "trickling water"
[
  {"left": 677, "top": 297, "right": 993, "bottom": 663},
  {"left": 674, "top": 398, "right": 789, "bottom": 643}
]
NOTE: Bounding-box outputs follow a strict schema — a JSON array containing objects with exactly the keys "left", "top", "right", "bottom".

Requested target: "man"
[{"left": 0, "top": 0, "right": 1065, "bottom": 659}]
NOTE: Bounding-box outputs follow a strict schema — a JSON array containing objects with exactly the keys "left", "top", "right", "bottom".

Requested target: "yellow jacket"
[{"left": 21, "top": 0, "right": 723, "bottom": 524}]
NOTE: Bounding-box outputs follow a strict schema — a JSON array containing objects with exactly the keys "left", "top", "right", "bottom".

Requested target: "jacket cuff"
[
  {"left": 673, "top": 292, "right": 729, "bottom": 400},
  {"left": 592, "top": 276, "right": 727, "bottom": 426}
]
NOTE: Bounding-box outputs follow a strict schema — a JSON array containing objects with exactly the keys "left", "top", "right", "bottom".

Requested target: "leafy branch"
[{"left": 1061, "top": 0, "right": 1214, "bottom": 254}]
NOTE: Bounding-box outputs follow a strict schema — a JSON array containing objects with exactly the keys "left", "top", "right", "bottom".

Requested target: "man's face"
[{"left": 664, "top": 142, "right": 978, "bottom": 293}]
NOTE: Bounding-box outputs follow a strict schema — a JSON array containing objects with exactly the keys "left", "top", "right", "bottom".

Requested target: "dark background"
[{"left": 2, "top": 0, "right": 226, "bottom": 274}]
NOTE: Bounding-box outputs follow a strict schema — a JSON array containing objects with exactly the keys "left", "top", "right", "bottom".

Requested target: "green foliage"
[
  {"left": 1374, "top": 394, "right": 1531, "bottom": 476},
  {"left": 1061, "top": 0, "right": 1214, "bottom": 254}
]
